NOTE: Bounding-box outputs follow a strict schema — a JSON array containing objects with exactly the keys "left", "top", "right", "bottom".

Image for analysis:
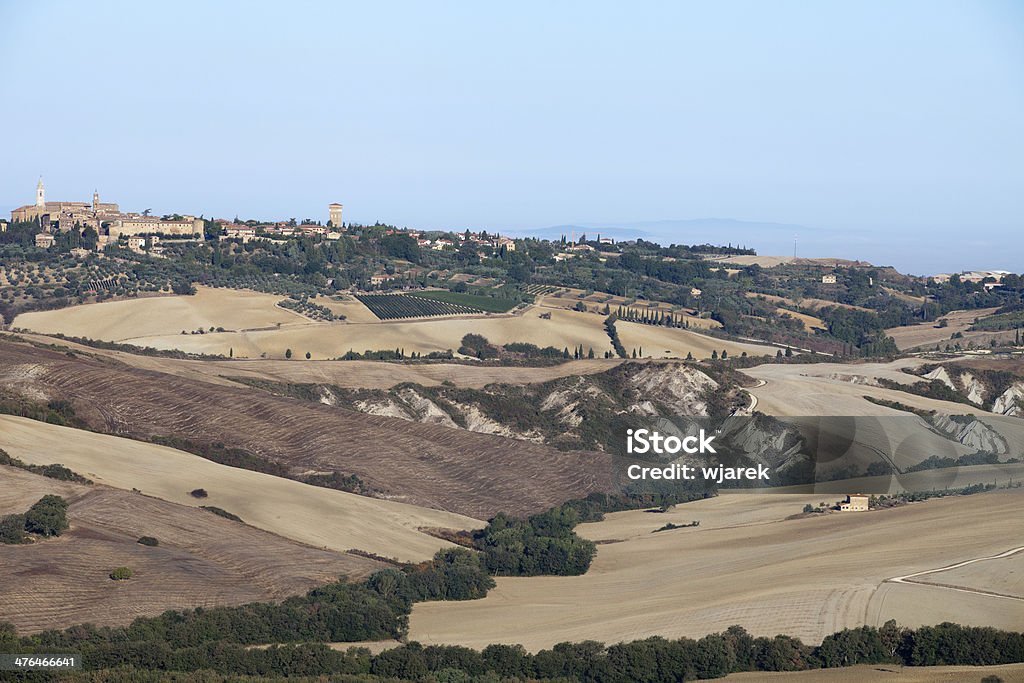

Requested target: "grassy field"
[
  {"left": 407, "top": 289, "right": 521, "bottom": 313},
  {"left": 407, "top": 489, "right": 1024, "bottom": 651},
  {"left": 0, "top": 466, "right": 383, "bottom": 634},
  {"left": 0, "top": 416, "right": 482, "bottom": 563}
]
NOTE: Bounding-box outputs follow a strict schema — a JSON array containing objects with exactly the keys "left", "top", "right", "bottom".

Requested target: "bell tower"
[
  {"left": 93, "top": 190, "right": 100, "bottom": 210},
  {"left": 36, "top": 177, "right": 45, "bottom": 207}
]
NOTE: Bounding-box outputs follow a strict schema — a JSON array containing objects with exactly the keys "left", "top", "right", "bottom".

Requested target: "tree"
[
  {"left": 785, "top": 346, "right": 793, "bottom": 357},
  {"left": 24, "top": 495, "right": 69, "bottom": 537},
  {"left": 285, "top": 348, "right": 293, "bottom": 359},
  {"left": 305, "top": 351, "right": 311, "bottom": 359},
  {"left": 0, "top": 514, "right": 26, "bottom": 544}
]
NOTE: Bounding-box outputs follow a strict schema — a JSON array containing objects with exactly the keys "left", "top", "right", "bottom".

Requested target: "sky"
[{"left": 1, "top": 1, "right": 1021, "bottom": 275}]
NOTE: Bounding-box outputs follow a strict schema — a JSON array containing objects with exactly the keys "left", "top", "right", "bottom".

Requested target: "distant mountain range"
[{"left": 509, "top": 218, "right": 816, "bottom": 252}]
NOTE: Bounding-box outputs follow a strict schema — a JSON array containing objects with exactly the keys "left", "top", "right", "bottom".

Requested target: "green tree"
[
  {"left": 0, "top": 514, "right": 26, "bottom": 544},
  {"left": 24, "top": 495, "right": 69, "bottom": 537}
]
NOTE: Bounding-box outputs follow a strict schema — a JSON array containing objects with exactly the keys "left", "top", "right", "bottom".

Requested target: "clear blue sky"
[{"left": 1, "top": 1, "right": 1021, "bottom": 274}]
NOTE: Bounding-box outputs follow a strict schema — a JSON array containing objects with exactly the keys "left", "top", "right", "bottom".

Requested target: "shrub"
[
  {"left": 189, "top": 488, "right": 208, "bottom": 498},
  {"left": 201, "top": 506, "right": 243, "bottom": 523},
  {"left": 137, "top": 536, "right": 159, "bottom": 547},
  {"left": 110, "top": 567, "right": 133, "bottom": 581}
]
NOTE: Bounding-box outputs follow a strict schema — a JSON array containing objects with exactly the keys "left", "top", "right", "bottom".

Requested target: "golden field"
[
  {"left": 0, "top": 416, "right": 481, "bottom": 563},
  {"left": 13, "top": 287, "right": 777, "bottom": 360},
  {"left": 407, "top": 489, "right": 1024, "bottom": 651}
]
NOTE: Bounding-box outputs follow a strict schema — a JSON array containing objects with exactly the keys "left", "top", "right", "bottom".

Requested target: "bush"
[
  {"left": 201, "top": 506, "right": 243, "bottom": 523},
  {"left": 0, "top": 514, "right": 26, "bottom": 544},
  {"left": 24, "top": 495, "right": 69, "bottom": 537},
  {"left": 110, "top": 567, "right": 133, "bottom": 581},
  {"left": 137, "top": 536, "right": 159, "bottom": 547},
  {"left": 189, "top": 488, "right": 208, "bottom": 499}
]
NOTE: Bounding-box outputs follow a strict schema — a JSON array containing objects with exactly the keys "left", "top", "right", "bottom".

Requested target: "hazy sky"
[{"left": 1, "top": 1, "right": 1021, "bottom": 274}]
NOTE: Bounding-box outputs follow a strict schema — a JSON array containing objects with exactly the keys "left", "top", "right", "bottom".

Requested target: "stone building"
[
  {"left": 11, "top": 178, "right": 120, "bottom": 229},
  {"left": 329, "top": 203, "right": 343, "bottom": 228}
]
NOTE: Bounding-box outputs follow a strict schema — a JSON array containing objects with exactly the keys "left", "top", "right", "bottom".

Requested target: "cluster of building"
[
  {"left": 405, "top": 229, "right": 516, "bottom": 253},
  {"left": 13, "top": 179, "right": 202, "bottom": 252},
  {"left": 932, "top": 270, "right": 1009, "bottom": 291},
  {"left": 15, "top": 182, "right": 530, "bottom": 262}
]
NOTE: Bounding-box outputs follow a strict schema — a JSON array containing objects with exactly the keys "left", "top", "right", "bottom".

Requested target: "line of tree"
[
  {"left": 0, "top": 448, "right": 92, "bottom": 484},
  {"left": 604, "top": 314, "right": 627, "bottom": 358},
  {"left": 4, "top": 622, "right": 1022, "bottom": 681},
  {"left": 615, "top": 305, "right": 692, "bottom": 328}
]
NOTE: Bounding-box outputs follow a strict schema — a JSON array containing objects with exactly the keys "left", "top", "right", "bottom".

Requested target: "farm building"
[{"left": 839, "top": 494, "right": 869, "bottom": 512}]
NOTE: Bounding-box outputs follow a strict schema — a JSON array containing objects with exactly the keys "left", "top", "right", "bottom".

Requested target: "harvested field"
[
  {"left": 0, "top": 466, "right": 384, "bottom": 634},
  {"left": 316, "top": 294, "right": 379, "bottom": 322},
  {"left": 4, "top": 332, "right": 623, "bottom": 389},
  {"left": 13, "top": 286, "right": 301, "bottom": 340},
  {"left": 407, "top": 490, "right": 1024, "bottom": 651},
  {"left": 539, "top": 289, "right": 720, "bottom": 330},
  {"left": 723, "top": 663, "right": 1024, "bottom": 682},
  {"left": 886, "top": 307, "right": 1004, "bottom": 350},
  {"left": 108, "top": 307, "right": 616, "bottom": 359},
  {"left": 913, "top": 547, "right": 1024, "bottom": 599},
  {"left": 742, "top": 358, "right": 976, "bottom": 416},
  {"left": 0, "top": 338, "right": 616, "bottom": 519},
  {"left": 616, "top": 321, "right": 777, "bottom": 359},
  {"left": 709, "top": 256, "right": 870, "bottom": 269},
  {"left": 751, "top": 463, "right": 1024, "bottom": 495},
  {"left": 0, "top": 416, "right": 481, "bottom": 562},
  {"left": 746, "top": 292, "right": 872, "bottom": 313}
]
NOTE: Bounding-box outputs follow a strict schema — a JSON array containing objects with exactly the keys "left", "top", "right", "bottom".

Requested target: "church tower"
[
  {"left": 36, "top": 177, "right": 45, "bottom": 207},
  {"left": 93, "top": 190, "right": 100, "bottom": 210}
]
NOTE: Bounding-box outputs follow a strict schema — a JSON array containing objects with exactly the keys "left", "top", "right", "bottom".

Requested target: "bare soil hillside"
[
  {"left": 0, "top": 338, "right": 615, "bottom": 519},
  {"left": 0, "top": 467, "right": 384, "bottom": 634}
]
